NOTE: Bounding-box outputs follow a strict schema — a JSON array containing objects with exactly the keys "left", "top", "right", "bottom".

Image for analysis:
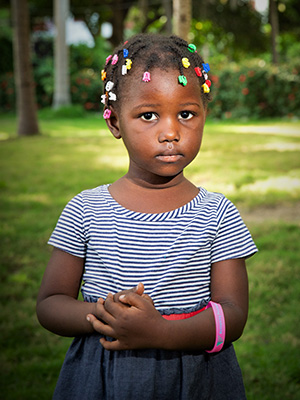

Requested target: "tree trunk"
[
  {"left": 173, "top": 0, "right": 191, "bottom": 41},
  {"left": 11, "top": 0, "right": 40, "bottom": 136},
  {"left": 269, "top": 0, "right": 279, "bottom": 64},
  {"left": 53, "top": 0, "right": 71, "bottom": 108},
  {"left": 163, "top": 0, "right": 172, "bottom": 35}
]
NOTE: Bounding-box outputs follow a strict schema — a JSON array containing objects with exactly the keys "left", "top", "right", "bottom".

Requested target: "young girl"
[{"left": 37, "top": 33, "right": 257, "bottom": 399}]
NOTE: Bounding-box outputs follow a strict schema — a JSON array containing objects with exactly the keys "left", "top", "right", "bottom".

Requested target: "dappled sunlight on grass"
[
  {"left": 240, "top": 176, "right": 300, "bottom": 193},
  {"left": 245, "top": 142, "right": 300, "bottom": 152},
  {"left": 1, "top": 114, "right": 300, "bottom": 399},
  {"left": 218, "top": 124, "right": 300, "bottom": 136}
]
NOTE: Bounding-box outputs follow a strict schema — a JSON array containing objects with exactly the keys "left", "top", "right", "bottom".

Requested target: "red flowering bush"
[
  {"left": 208, "top": 59, "right": 300, "bottom": 119},
  {"left": 70, "top": 69, "right": 103, "bottom": 111},
  {"left": 0, "top": 72, "right": 15, "bottom": 111}
]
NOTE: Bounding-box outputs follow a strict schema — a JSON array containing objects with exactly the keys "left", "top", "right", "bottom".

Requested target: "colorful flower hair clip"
[
  {"left": 105, "top": 81, "right": 114, "bottom": 91},
  {"left": 182, "top": 57, "right": 190, "bottom": 68},
  {"left": 188, "top": 43, "right": 197, "bottom": 53},
  {"left": 108, "top": 92, "right": 117, "bottom": 101},
  {"left": 126, "top": 58, "right": 132, "bottom": 70},
  {"left": 105, "top": 55, "right": 112, "bottom": 65},
  {"left": 178, "top": 75, "right": 187, "bottom": 86},
  {"left": 202, "top": 63, "right": 210, "bottom": 73},
  {"left": 202, "top": 83, "right": 210, "bottom": 94},
  {"left": 101, "top": 69, "right": 107, "bottom": 81},
  {"left": 195, "top": 67, "right": 202, "bottom": 77},
  {"left": 100, "top": 93, "right": 107, "bottom": 104},
  {"left": 103, "top": 109, "right": 111, "bottom": 119},
  {"left": 142, "top": 71, "right": 151, "bottom": 82},
  {"left": 205, "top": 80, "right": 211, "bottom": 88},
  {"left": 123, "top": 49, "right": 129, "bottom": 58},
  {"left": 112, "top": 54, "right": 118, "bottom": 65},
  {"left": 122, "top": 65, "right": 127, "bottom": 75}
]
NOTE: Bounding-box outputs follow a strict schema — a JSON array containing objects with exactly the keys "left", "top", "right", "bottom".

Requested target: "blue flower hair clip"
[{"left": 202, "top": 63, "right": 210, "bottom": 73}]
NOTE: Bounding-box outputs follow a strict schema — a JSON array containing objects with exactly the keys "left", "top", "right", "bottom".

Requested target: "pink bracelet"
[{"left": 205, "top": 301, "right": 226, "bottom": 353}]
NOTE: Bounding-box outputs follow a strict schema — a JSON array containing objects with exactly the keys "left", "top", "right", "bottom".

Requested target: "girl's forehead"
[
  {"left": 117, "top": 67, "right": 203, "bottom": 112},
  {"left": 120, "top": 67, "right": 202, "bottom": 100}
]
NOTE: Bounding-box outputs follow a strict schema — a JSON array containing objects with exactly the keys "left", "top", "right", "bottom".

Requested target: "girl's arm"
[
  {"left": 87, "top": 257, "right": 248, "bottom": 351},
  {"left": 36, "top": 247, "right": 98, "bottom": 336}
]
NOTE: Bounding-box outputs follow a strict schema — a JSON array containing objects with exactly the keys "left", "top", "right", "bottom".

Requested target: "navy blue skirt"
[{"left": 53, "top": 298, "right": 246, "bottom": 400}]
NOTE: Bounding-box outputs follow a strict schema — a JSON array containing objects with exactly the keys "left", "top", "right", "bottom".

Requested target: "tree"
[
  {"left": 269, "top": 0, "right": 279, "bottom": 64},
  {"left": 52, "top": 0, "right": 71, "bottom": 108},
  {"left": 11, "top": 0, "right": 39, "bottom": 136},
  {"left": 173, "top": 0, "right": 191, "bottom": 41}
]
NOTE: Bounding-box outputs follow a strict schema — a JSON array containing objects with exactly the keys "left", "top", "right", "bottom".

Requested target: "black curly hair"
[{"left": 101, "top": 33, "right": 212, "bottom": 111}]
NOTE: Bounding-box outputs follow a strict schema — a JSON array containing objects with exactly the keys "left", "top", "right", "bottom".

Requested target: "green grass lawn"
[{"left": 0, "top": 111, "right": 299, "bottom": 399}]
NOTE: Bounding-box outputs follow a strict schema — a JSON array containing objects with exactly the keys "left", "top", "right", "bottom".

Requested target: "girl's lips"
[{"left": 156, "top": 154, "right": 182, "bottom": 162}]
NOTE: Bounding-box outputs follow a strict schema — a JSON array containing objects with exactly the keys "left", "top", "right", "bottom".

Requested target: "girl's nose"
[{"left": 158, "top": 119, "right": 180, "bottom": 142}]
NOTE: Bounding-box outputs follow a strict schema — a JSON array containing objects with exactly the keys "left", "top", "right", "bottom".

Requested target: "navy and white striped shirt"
[{"left": 48, "top": 185, "right": 257, "bottom": 311}]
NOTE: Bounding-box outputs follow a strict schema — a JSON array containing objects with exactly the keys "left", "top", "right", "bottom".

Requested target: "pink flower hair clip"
[
  {"left": 142, "top": 71, "right": 151, "bottom": 82},
  {"left": 112, "top": 54, "right": 118, "bottom": 65},
  {"left": 103, "top": 109, "right": 111, "bottom": 119},
  {"left": 105, "top": 55, "right": 112, "bottom": 65}
]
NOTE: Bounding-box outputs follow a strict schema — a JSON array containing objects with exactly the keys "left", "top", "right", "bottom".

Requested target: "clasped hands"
[{"left": 86, "top": 283, "right": 166, "bottom": 351}]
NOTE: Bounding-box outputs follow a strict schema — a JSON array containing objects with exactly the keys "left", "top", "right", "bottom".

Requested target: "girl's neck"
[{"left": 109, "top": 175, "right": 199, "bottom": 214}]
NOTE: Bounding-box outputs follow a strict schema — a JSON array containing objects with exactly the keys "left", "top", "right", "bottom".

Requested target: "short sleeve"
[
  {"left": 211, "top": 198, "right": 258, "bottom": 263},
  {"left": 48, "top": 194, "right": 86, "bottom": 258}
]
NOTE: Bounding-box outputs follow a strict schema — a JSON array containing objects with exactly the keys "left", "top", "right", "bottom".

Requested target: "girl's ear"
[{"left": 105, "top": 107, "right": 121, "bottom": 139}]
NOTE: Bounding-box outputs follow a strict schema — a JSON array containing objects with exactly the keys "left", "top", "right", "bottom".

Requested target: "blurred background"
[
  {"left": 0, "top": 1, "right": 299, "bottom": 399},
  {"left": 1, "top": 0, "right": 300, "bottom": 134}
]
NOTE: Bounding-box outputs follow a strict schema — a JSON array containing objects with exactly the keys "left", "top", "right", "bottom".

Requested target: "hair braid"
[{"left": 101, "top": 33, "right": 212, "bottom": 112}]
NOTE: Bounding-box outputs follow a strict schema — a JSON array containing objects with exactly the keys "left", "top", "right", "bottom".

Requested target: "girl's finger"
[
  {"left": 86, "top": 314, "right": 115, "bottom": 337},
  {"left": 118, "top": 291, "right": 149, "bottom": 309},
  {"left": 100, "top": 337, "right": 124, "bottom": 351}
]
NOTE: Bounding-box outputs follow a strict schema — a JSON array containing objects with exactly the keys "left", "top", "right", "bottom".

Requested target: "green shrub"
[
  {"left": 70, "top": 68, "right": 103, "bottom": 111},
  {"left": 208, "top": 59, "right": 300, "bottom": 119},
  {"left": 0, "top": 72, "right": 15, "bottom": 111}
]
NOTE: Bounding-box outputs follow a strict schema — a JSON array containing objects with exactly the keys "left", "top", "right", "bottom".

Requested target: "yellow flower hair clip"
[
  {"left": 182, "top": 58, "right": 190, "bottom": 68},
  {"left": 101, "top": 69, "right": 107, "bottom": 81},
  {"left": 202, "top": 83, "right": 210, "bottom": 93},
  {"left": 126, "top": 59, "right": 132, "bottom": 70}
]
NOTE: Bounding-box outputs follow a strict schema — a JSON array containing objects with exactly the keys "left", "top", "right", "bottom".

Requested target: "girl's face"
[{"left": 107, "top": 67, "right": 206, "bottom": 186}]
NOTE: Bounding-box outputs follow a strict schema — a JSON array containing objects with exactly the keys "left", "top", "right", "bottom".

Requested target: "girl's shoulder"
[
  {"left": 60, "top": 184, "right": 111, "bottom": 216},
  {"left": 69, "top": 184, "right": 110, "bottom": 204},
  {"left": 199, "top": 187, "right": 233, "bottom": 210}
]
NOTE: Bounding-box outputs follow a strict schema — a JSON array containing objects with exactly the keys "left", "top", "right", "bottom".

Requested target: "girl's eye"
[
  {"left": 140, "top": 112, "right": 158, "bottom": 121},
  {"left": 178, "top": 111, "right": 194, "bottom": 120}
]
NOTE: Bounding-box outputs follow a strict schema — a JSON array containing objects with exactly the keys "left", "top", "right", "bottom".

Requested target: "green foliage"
[
  {"left": 191, "top": 1, "right": 268, "bottom": 59},
  {"left": 0, "top": 39, "right": 108, "bottom": 112},
  {"left": 208, "top": 58, "right": 300, "bottom": 120},
  {"left": 71, "top": 68, "right": 103, "bottom": 112},
  {"left": 0, "top": 71, "right": 15, "bottom": 111}
]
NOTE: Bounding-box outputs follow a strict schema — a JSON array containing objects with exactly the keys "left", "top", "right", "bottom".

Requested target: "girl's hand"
[
  {"left": 113, "top": 282, "right": 154, "bottom": 306},
  {"left": 86, "top": 291, "right": 165, "bottom": 351}
]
